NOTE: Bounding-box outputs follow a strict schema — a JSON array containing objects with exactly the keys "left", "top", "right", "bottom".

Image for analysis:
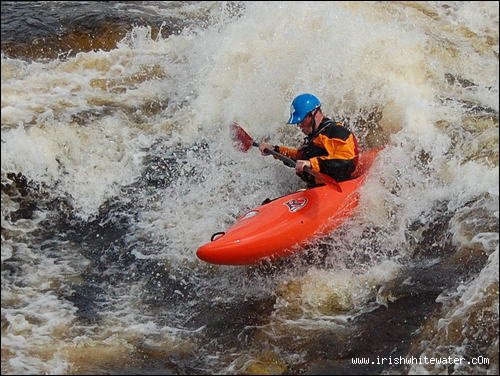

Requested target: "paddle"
[{"left": 230, "top": 122, "right": 342, "bottom": 192}]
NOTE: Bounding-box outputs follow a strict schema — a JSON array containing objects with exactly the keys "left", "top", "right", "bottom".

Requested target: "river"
[{"left": 1, "top": 1, "right": 498, "bottom": 374}]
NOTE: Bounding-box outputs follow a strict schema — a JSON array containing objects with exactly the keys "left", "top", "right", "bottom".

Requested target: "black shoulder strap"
[
  {"left": 313, "top": 118, "right": 335, "bottom": 137},
  {"left": 303, "top": 118, "right": 333, "bottom": 145}
]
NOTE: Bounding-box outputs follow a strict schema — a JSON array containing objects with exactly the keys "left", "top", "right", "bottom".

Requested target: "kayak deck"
[{"left": 197, "top": 149, "right": 380, "bottom": 265}]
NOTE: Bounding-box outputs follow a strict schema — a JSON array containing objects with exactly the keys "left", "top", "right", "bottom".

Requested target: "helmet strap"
[{"left": 310, "top": 109, "right": 319, "bottom": 130}]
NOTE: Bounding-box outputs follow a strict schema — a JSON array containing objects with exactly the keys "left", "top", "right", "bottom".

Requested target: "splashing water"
[{"left": 2, "top": 2, "right": 498, "bottom": 374}]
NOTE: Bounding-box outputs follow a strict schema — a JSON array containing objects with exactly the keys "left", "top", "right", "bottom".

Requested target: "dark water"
[{"left": 1, "top": 1, "right": 184, "bottom": 59}]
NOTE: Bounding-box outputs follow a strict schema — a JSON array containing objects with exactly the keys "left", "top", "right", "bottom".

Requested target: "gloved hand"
[
  {"left": 295, "top": 159, "right": 311, "bottom": 173},
  {"left": 259, "top": 142, "right": 274, "bottom": 156}
]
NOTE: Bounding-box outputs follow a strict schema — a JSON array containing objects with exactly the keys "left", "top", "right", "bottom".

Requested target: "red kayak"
[{"left": 197, "top": 148, "right": 380, "bottom": 265}]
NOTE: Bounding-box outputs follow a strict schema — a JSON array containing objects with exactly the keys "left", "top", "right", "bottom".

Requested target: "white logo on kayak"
[{"left": 284, "top": 198, "right": 308, "bottom": 212}]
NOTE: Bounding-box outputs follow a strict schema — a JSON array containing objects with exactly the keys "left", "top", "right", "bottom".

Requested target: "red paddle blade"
[{"left": 230, "top": 122, "right": 254, "bottom": 152}]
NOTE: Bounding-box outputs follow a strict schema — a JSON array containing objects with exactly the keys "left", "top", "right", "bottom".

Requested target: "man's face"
[{"left": 298, "top": 113, "right": 314, "bottom": 135}]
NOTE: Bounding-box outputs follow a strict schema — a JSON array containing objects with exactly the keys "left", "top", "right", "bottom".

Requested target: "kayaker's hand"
[
  {"left": 295, "top": 160, "right": 311, "bottom": 173},
  {"left": 259, "top": 142, "right": 273, "bottom": 156}
]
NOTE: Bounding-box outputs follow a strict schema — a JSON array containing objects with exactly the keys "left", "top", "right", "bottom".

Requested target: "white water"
[{"left": 2, "top": 1, "right": 498, "bottom": 374}]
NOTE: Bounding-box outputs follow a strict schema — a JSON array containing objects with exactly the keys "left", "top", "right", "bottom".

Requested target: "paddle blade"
[
  {"left": 230, "top": 122, "right": 254, "bottom": 152},
  {"left": 304, "top": 166, "right": 342, "bottom": 192},
  {"left": 317, "top": 173, "right": 343, "bottom": 192}
]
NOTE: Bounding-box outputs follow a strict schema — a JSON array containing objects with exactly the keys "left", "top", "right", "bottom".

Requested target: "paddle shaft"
[
  {"left": 251, "top": 141, "right": 296, "bottom": 166},
  {"left": 230, "top": 122, "right": 342, "bottom": 191},
  {"left": 252, "top": 141, "right": 341, "bottom": 190}
]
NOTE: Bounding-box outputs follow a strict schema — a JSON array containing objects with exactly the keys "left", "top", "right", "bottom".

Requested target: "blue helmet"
[{"left": 287, "top": 93, "right": 321, "bottom": 124}]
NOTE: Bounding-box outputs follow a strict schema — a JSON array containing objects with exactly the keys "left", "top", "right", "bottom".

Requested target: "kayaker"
[{"left": 259, "top": 93, "right": 359, "bottom": 187}]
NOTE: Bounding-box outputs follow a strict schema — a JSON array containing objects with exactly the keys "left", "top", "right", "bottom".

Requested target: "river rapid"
[{"left": 1, "top": 1, "right": 498, "bottom": 374}]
